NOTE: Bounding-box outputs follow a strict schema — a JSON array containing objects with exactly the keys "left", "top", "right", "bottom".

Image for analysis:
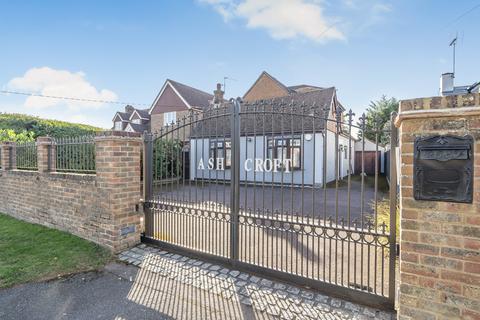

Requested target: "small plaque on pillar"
[
  {"left": 414, "top": 135, "right": 473, "bottom": 203},
  {"left": 120, "top": 225, "right": 136, "bottom": 236}
]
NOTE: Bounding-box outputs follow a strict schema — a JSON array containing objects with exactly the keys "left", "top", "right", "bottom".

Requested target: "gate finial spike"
[
  {"left": 374, "top": 115, "right": 382, "bottom": 131},
  {"left": 352, "top": 218, "right": 358, "bottom": 230},
  {"left": 381, "top": 222, "right": 387, "bottom": 234},
  {"left": 308, "top": 101, "right": 317, "bottom": 117},
  {"left": 322, "top": 104, "right": 330, "bottom": 119},
  {"left": 359, "top": 113, "right": 366, "bottom": 130},
  {"left": 347, "top": 109, "right": 355, "bottom": 125}
]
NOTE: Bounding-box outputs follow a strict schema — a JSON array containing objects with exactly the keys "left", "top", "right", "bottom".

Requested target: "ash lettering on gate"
[{"left": 197, "top": 158, "right": 292, "bottom": 173}]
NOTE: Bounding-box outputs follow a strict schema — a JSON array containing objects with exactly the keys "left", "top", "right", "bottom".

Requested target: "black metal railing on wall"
[
  {"left": 16, "top": 141, "right": 38, "bottom": 170},
  {"left": 54, "top": 135, "right": 96, "bottom": 174}
]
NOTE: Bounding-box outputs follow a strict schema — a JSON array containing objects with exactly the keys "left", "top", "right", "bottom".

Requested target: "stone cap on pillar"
[
  {"left": 94, "top": 131, "right": 142, "bottom": 142},
  {"left": 0, "top": 141, "right": 17, "bottom": 147},
  {"left": 36, "top": 136, "right": 54, "bottom": 145},
  {"left": 396, "top": 92, "right": 480, "bottom": 127}
]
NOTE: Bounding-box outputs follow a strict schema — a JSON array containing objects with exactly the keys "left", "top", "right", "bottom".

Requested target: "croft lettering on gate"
[{"left": 197, "top": 158, "right": 292, "bottom": 173}]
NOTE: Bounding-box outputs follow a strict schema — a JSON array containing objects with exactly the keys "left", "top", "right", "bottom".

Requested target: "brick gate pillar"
[
  {"left": 0, "top": 142, "right": 16, "bottom": 170},
  {"left": 396, "top": 93, "right": 480, "bottom": 320},
  {"left": 37, "top": 137, "right": 55, "bottom": 173},
  {"left": 95, "top": 131, "right": 143, "bottom": 252}
]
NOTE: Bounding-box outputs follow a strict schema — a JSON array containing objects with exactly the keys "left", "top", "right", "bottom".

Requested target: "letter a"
[{"left": 197, "top": 158, "right": 205, "bottom": 170}]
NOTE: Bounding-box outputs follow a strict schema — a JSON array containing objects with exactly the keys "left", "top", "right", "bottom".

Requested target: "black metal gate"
[{"left": 142, "top": 98, "right": 398, "bottom": 310}]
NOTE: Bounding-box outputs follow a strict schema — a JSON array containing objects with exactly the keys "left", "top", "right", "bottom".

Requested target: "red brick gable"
[
  {"left": 243, "top": 72, "right": 291, "bottom": 102},
  {"left": 150, "top": 84, "right": 189, "bottom": 114}
]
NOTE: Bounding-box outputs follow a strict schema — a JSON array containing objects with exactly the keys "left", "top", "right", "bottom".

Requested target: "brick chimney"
[
  {"left": 125, "top": 105, "right": 135, "bottom": 114},
  {"left": 213, "top": 83, "right": 224, "bottom": 104}
]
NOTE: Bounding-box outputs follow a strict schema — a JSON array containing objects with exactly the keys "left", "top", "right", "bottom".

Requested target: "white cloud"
[
  {"left": 7, "top": 67, "right": 117, "bottom": 111},
  {"left": 200, "top": 0, "right": 345, "bottom": 43},
  {"left": 200, "top": 0, "right": 237, "bottom": 21}
]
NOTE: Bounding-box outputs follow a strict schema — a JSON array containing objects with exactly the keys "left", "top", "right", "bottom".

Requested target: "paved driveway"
[{"left": 154, "top": 179, "right": 389, "bottom": 224}]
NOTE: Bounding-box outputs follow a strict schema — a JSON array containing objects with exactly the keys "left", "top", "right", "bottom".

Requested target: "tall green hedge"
[
  {"left": 0, "top": 113, "right": 102, "bottom": 138},
  {"left": 0, "top": 129, "right": 35, "bottom": 142}
]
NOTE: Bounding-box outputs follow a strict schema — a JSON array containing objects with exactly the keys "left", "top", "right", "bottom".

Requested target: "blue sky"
[{"left": 0, "top": 0, "right": 479, "bottom": 128}]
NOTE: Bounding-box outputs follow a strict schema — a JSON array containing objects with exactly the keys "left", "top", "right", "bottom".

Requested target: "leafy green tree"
[
  {"left": 359, "top": 96, "right": 398, "bottom": 145},
  {"left": 0, "top": 129, "right": 35, "bottom": 142}
]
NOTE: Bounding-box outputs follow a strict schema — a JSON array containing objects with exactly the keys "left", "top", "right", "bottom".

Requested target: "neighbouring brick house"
[
  {"left": 112, "top": 79, "right": 219, "bottom": 135},
  {"left": 112, "top": 105, "right": 150, "bottom": 133},
  {"left": 149, "top": 79, "right": 217, "bottom": 137}
]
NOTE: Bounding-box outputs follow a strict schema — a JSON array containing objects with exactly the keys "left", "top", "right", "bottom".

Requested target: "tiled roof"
[
  {"left": 190, "top": 88, "right": 336, "bottom": 138},
  {"left": 116, "top": 111, "right": 132, "bottom": 121},
  {"left": 135, "top": 108, "right": 151, "bottom": 119},
  {"left": 127, "top": 123, "right": 149, "bottom": 133},
  {"left": 168, "top": 79, "right": 213, "bottom": 109}
]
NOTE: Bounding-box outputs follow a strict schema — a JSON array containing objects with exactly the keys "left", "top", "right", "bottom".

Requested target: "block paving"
[{"left": 119, "top": 244, "right": 395, "bottom": 319}]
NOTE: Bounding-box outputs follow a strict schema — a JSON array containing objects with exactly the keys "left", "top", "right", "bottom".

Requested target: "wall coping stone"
[
  {"left": 1, "top": 169, "right": 96, "bottom": 182},
  {"left": 395, "top": 93, "right": 480, "bottom": 127},
  {"left": 47, "top": 172, "right": 96, "bottom": 182},
  {"left": 96, "top": 131, "right": 142, "bottom": 138},
  {"left": 395, "top": 105, "right": 480, "bottom": 127}
]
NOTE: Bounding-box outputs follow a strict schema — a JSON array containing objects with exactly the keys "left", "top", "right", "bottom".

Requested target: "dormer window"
[
  {"left": 132, "top": 118, "right": 141, "bottom": 124},
  {"left": 114, "top": 121, "right": 123, "bottom": 131}
]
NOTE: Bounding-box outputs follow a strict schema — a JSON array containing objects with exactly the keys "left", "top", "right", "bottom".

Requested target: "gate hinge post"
[
  {"left": 230, "top": 98, "right": 241, "bottom": 261},
  {"left": 143, "top": 131, "right": 154, "bottom": 202},
  {"left": 388, "top": 111, "right": 398, "bottom": 304}
]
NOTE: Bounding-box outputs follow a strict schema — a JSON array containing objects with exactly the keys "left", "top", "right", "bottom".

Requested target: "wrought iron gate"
[{"left": 142, "top": 98, "right": 398, "bottom": 309}]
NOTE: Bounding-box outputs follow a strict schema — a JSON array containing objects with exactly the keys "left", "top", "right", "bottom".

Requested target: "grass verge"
[{"left": 0, "top": 213, "right": 112, "bottom": 288}]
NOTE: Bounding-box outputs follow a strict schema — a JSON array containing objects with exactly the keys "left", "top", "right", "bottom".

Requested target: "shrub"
[
  {"left": 0, "top": 113, "right": 101, "bottom": 138},
  {"left": 0, "top": 129, "right": 35, "bottom": 142},
  {"left": 153, "top": 139, "right": 183, "bottom": 181}
]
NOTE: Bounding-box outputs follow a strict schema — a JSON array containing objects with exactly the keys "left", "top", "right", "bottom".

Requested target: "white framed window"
[
  {"left": 164, "top": 112, "right": 176, "bottom": 125},
  {"left": 114, "top": 121, "right": 123, "bottom": 130},
  {"left": 132, "top": 118, "right": 141, "bottom": 124}
]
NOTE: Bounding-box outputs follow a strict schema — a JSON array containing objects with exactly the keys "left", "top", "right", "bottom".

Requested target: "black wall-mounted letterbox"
[{"left": 414, "top": 135, "right": 474, "bottom": 203}]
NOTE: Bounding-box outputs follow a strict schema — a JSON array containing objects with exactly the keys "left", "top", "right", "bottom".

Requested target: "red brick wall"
[{"left": 0, "top": 132, "right": 143, "bottom": 252}]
